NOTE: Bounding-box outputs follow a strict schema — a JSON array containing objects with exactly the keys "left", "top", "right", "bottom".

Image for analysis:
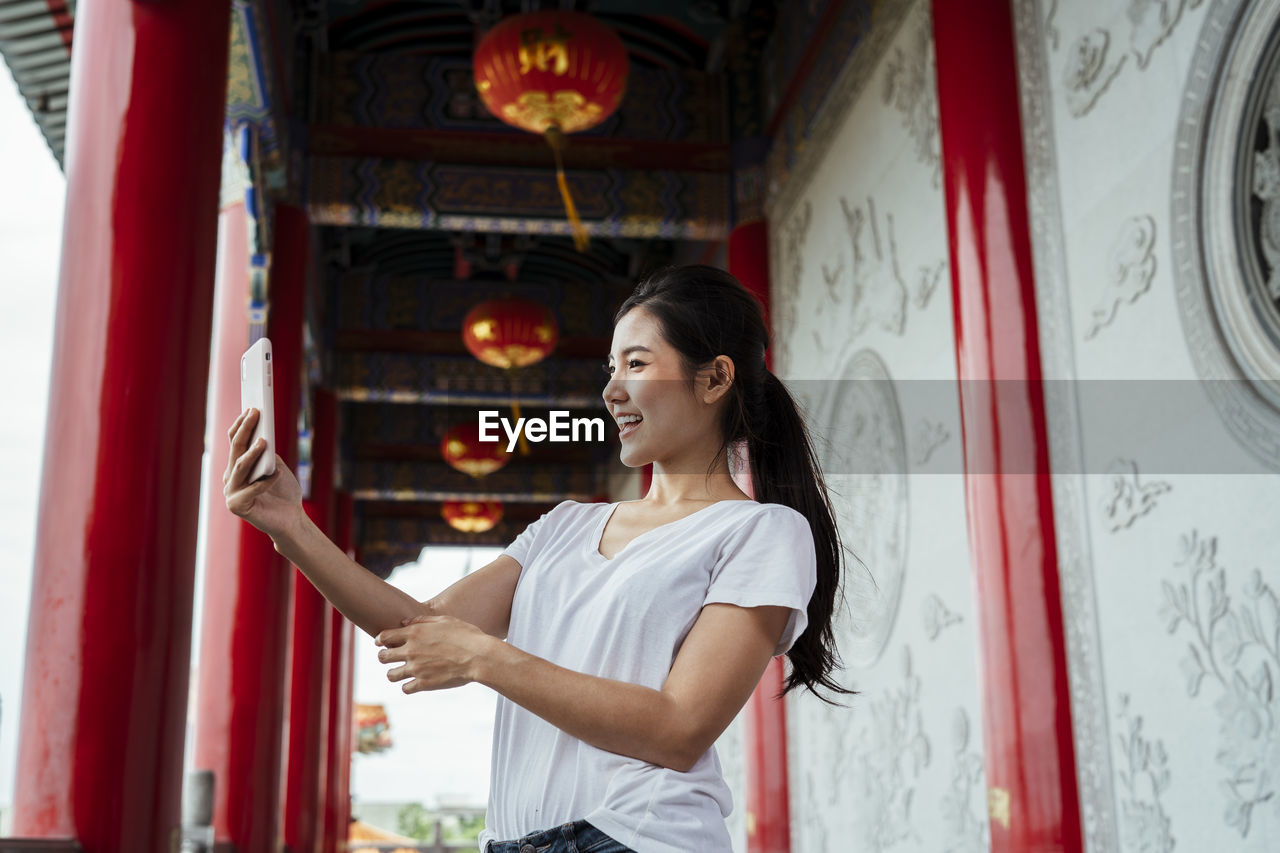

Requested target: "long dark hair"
[{"left": 614, "top": 264, "right": 857, "bottom": 705}]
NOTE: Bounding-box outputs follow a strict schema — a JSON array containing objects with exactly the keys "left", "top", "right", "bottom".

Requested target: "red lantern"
[
  {"left": 441, "top": 421, "right": 510, "bottom": 477},
  {"left": 462, "top": 298, "right": 558, "bottom": 456},
  {"left": 473, "top": 11, "right": 628, "bottom": 250},
  {"left": 462, "top": 298, "right": 559, "bottom": 369},
  {"left": 441, "top": 500, "right": 504, "bottom": 533}
]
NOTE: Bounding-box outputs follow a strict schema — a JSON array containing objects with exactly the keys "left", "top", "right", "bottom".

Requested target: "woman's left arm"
[{"left": 374, "top": 602, "right": 791, "bottom": 773}]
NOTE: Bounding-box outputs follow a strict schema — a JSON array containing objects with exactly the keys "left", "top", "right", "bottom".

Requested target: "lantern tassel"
[{"left": 546, "top": 126, "right": 590, "bottom": 252}]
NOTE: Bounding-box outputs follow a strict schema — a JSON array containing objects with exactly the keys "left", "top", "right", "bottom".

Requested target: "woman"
[{"left": 224, "top": 264, "right": 854, "bottom": 853}]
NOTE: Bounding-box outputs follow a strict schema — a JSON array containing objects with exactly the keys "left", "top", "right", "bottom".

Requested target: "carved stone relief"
[
  {"left": 1160, "top": 530, "right": 1280, "bottom": 837},
  {"left": 813, "top": 253, "right": 847, "bottom": 354},
  {"left": 941, "top": 707, "right": 990, "bottom": 853},
  {"left": 775, "top": 200, "right": 812, "bottom": 374},
  {"left": 811, "top": 201, "right": 944, "bottom": 361},
  {"left": 1099, "top": 458, "right": 1172, "bottom": 532},
  {"left": 912, "top": 418, "right": 950, "bottom": 466},
  {"left": 847, "top": 645, "right": 932, "bottom": 852},
  {"left": 1172, "top": 0, "right": 1280, "bottom": 467},
  {"left": 914, "top": 259, "right": 946, "bottom": 310},
  {"left": 881, "top": 4, "right": 942, "bottom": 187},
  {"left": 764, "top": 0, "right": 914, "bottom": 225},
  {"left": 1054, "top": 0, "right": 1203, "bottom": 120},
  {"left": 1115, "top": 693, "right": 1175, "bottom": 853},
  {"left": 1251, "top": 55, "right": 1280, "bottom": 303},
  {"left": 1063, "top": 29, "right": 1127, "bottom": 118},
  {"left": 1013, "top": 0, "right": 1121, "bottom": 846},
  {"left": 795, "top": 689, "right": 856, "bottom": 853},
  {"left": 1045, "top": 0, "right": 1061, "bottom": 51},
  {"left": 1130, "top": 0, "right": 1205, "bottom": 70},
  {"left": 1085, "top": 215, "right": 1157, "bottom": 341},
  {"left": 821, "top": 254, "right": 845, "bottom": 304},
  {"left": 922, "top": 593, "right": 963, "bottom": 641},
  {"left": 818, "top": 348, "right": 909, "bottom": 667},
  {"left": 840, "top": 196, "right": 909, "bottom": 338}
]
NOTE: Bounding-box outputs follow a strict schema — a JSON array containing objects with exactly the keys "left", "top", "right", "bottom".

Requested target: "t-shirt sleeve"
[
  {"left": 703, "top": 506, "right": 818, "bottom": 657},
  {"left": 501, "top": 500, "right": 572, "bottom": 568}
]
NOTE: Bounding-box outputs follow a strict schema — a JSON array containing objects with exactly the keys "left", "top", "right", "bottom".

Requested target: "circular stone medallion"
[
  {"left": 1172, "top": 0, "right": 1280, "bottom": 470},
  {"left": 817, "top": 348, "right": 909, "bottom": 668}
]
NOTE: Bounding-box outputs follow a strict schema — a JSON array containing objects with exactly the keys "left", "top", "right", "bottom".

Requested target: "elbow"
[
  {"left": 665, "top": 721, "right": 710, "bottom": 773},
  {"left": 653, "top": 694, "right": 708, "bottom": 772},
  {"left": 651, "top": 742, "right": 696, "bottom": 773},
  {"left": 681, "top": 732, "right": 715, "bottom": 773},
  {"left": 668, "top": 741, "right": 704, "bottom": 774}
]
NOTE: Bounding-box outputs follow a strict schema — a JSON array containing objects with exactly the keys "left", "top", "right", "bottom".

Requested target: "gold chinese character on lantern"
[
  {"left": 474, "top": 11, "right": 628, "bottom": 251},
  {"left": 518, "top": 24, "right": 571, "bottom": 75}
]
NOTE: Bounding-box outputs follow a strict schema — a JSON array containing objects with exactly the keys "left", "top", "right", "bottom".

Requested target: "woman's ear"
[{"left": 699, "top": 356, "right": 735, "bottom": 403}]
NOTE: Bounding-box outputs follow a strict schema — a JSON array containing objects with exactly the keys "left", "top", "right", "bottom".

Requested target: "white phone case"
[{"left": 239, "top": 337, "right": 277, "bottom": 482}]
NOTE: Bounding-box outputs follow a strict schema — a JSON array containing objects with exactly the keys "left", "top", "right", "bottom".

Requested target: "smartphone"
[{"left": 239, "top": 337, "right": 277, "bottom": 482}]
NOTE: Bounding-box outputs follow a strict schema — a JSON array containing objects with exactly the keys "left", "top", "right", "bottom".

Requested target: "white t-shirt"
[{"left": 476, "top": 498, "right": 818, "bottom": 853}]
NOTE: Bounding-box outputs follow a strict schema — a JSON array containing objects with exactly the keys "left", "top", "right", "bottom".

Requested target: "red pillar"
[
  {"left": 283, "top": 388, "right": 338, "bottom": 853},
  {"left": 322, "top": 491, "right": 358, "bottom": 853},
  {"left": 932, "top": 1, "right": 1083, "bottom": 850},
  {"left": 194, "top": 203, "right": 310, "bottom": 852},
  {"left": 12, "top": 0, "right": 231, "bottom": 847},
  {"left": 727, "top": 220, "right": 791, "bottom": 853}
]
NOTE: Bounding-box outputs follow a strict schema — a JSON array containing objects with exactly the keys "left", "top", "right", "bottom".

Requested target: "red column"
[
  {"left": 12, "top": 1, "right": 230, "bottom": 848},
  {"left": 932, "top": 2, "right": 1083, "bottom": 850},
  {"left": 322, "top": 491, "right": 358, "bottom": 853},
  {"left": 284, "top": 388, "right": 337, "bottom": 853},
  {"left": 727, "top": 221, "right": 791, "bottom": 853},
  {"left": 194, "top": 203, "right": 310, "bottom": 852}
]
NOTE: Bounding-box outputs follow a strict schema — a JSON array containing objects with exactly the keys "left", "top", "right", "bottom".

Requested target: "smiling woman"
[{"left": 223, "top": 264, "right": 855, "bottom": 853}]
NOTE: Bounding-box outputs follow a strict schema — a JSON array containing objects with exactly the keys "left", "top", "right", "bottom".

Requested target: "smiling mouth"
[{"left": 618, "top": 418, "right": 642, "bottom": 438}]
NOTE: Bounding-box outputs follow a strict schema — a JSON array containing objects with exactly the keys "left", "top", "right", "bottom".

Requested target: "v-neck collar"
[{"left": 589, "top": 499, "right": 758, "bottom": 562}]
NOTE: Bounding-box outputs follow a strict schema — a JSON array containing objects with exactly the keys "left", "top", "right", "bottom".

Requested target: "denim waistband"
[{"left": 483, "top": 818, "right": 605, "bottom": 853}]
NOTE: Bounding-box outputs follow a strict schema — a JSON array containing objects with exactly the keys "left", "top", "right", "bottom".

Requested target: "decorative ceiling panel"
[{"left": 0, "top": 0, "right": 72, "bottom": 165}]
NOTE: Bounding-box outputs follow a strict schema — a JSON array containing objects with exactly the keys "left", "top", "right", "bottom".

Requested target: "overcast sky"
[
  {"left": 0, "top": 64, "right": 494, "bottom": 818},
  {"left": 0, "top": 66, "right": 63, "bottom": 815}
]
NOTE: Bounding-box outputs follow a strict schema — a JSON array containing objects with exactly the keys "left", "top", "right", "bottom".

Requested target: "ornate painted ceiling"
[{"left": 0, "top": 0, "right": 877, "bottom": 575}]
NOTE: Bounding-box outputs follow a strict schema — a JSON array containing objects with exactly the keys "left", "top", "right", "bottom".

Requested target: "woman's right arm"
[
  {"left": 225, "top": 407, "right": 522, "bottom": 639},
  {"left": 270, "top": 510, "right": 425, "bottom": 637},
  {"left": 270, "top": 507, "right": 525, "bottom": 640}
]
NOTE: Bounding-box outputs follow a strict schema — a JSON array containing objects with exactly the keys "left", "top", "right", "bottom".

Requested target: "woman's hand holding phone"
[{"left": 223, "top": 407, "right": 303, "bottom": 542}]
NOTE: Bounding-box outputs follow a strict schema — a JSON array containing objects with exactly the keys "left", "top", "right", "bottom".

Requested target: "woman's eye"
[{"left": 602, "top": 359, "right": 645, "bottom": 376}]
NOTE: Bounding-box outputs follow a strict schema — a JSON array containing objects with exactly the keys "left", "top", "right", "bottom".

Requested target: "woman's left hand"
[{"left": 375, "top": 614, "right": 491, "bottom": 693}]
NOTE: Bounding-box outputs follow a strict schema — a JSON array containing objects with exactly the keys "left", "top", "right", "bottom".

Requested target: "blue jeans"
[{"left": 483, "top": 818, "right": 635, "bottom": 853}]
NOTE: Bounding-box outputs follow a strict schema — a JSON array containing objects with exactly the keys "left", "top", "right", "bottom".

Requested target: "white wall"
[
  {"left": 764, "top": 2, "right": 989, "bottom": 850},
  {"left": 1016, "top": 0, "right": 1280, "bottom": 850}
]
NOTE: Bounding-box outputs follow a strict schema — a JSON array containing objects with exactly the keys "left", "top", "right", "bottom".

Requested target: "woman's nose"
[{"left": 602, "top": 374, "right": 625, "bottom": 405}]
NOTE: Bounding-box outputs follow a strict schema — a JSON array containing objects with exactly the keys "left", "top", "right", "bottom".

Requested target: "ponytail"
[
  {"left": 742, "top": 371, "right": 856, "bottom": 704},
  {"left": 615, "top": 265, "right": 858, "bottom": 706}
]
